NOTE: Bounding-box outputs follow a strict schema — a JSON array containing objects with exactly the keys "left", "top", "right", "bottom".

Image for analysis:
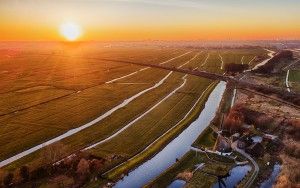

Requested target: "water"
[
  {"left": 260, "top": 164, "right": 281, "bottom": 188},
  {"left": 0, "top": 70, "right": 173, "bottom": 167},
  {"left": 213, "top": 165, "right": 252, "bottom": 188},
  {"left": 251, "top": 136, "right": 263, "bottom": 143},
  {"left": 167, "top": 180, "right": 186, "bottom": 188},
  {"left": 114, "top": 81, "right": 226, "bottom": 188}
]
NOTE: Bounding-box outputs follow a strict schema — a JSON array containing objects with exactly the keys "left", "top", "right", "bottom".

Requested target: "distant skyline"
[{"left": 0, "top": 0, "right": 300, "bottom": 41}]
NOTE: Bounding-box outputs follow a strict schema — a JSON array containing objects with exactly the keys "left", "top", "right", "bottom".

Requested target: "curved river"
[{"left": 114, "top": 81, "right": 226, "bottom": 188}]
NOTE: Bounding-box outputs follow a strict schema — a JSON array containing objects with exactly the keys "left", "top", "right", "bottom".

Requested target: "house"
[
  {"left": 214, "top": 136, "right": 232, "bottom": 153},
  {"left": 237, "top": 140, "right": 246, "bottom": 149},
  {"left": 263, "top": 134, "right": 278, "bottom": 141},
  {"left": 231, "top": 133, "right": 240, "bottom": 142}
]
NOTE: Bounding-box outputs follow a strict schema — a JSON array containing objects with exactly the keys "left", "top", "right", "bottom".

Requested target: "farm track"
[
  {"left": 84, "top": 53, "right": 200, "bottom": 150},
  {"left": 0, "top": 52, "right": 198, "bottom": 167},
  {"left": 0, "top": 52, "right": 191, "bottom": 117},
  {"left": 105, "top": 51, "right": 191, "bottom": 84},
  {"left": 219, "top": 54, "right": 224, "bottom": 70},
  {"left": 84, "top": 73, "right": 188, "bottom": 150},
  {"left": 54, "top": 57, "right": 204, "bottom": 165},
  {"left": 252, "top": 49, "right": 276, "bottom": 70},
  {"left": 286, "top": 70, "right": 291, "bottom": 92}
]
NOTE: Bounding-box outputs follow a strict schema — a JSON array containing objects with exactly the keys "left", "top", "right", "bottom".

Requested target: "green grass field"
[
  {"left": 145, "top": 151, "right": 234, "bottom": 188},
  {"left": 0, "top": 43, "right": 268, "bottom": 176},
  {"left": 289, "top": 69, "right": 300, "bottom": 92}
]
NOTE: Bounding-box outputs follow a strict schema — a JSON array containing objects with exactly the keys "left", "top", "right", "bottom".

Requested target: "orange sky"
[{"left": 1, "top": 0, "right": 300, "bottom": 41}]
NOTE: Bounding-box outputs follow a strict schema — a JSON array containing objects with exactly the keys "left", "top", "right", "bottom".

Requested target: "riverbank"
[
  {"left": 103, "top": 81, "right": 226, "bottom": 188},
  {"left": 82, "top": 81, "right": 222, "bottom": 188},
  {"left": 104, "top": 82, "right": 218, "bottom": 179},
  {"left": 144, "top": 82, "right": 241, "bottom": 188},
  {"left": 145, "top": 150, "right": 235, "bottom": 188}
]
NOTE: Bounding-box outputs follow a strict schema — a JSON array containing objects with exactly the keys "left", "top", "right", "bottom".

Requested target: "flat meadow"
[{"left": 0, "top": 42, "right": 267, "bottom": 173}]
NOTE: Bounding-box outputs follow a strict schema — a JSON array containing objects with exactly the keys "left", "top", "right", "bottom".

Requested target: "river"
[{"left": 113, "top": 81, "right": 226, "bottom": 188}]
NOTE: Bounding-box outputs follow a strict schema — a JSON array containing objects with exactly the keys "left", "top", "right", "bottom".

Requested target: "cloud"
[
  {"left": 115, "top": 0, "right": 211, "bottom": 8},
  {"left": 63, "top": 0, "right": 213, "bottom": 9}
]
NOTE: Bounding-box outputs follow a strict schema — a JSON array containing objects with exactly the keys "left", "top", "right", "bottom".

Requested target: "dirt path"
[{"left": 252, "top": 49, "right": 276, "bottom": 70}]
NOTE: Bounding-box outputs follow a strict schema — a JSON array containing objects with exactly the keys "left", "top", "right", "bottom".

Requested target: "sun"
[{"left": 60, "top": 22, "right": 82, "bottom": 41}]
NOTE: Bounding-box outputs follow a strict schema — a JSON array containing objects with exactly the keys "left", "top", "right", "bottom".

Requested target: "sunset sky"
[{"left": 1, "top": 0, "right": 300, "bottom": 41}]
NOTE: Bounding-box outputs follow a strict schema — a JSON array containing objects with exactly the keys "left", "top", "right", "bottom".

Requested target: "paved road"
[{"left": 231, "top": 141, "right": 259, "bottom": 188}]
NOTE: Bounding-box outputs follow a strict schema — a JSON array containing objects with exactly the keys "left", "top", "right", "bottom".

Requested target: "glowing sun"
[{"left": 60, "top": 22, "right": 82, "bottom": 41}]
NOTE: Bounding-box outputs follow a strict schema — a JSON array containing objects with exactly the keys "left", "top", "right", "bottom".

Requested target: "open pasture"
[{"left": 0, "top": 43, "right": 268, "bottom": 171}]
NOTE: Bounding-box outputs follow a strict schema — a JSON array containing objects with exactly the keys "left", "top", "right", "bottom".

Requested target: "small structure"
[
  {"left": 237, "top": 140, "right": 246, "bottom": 149},
  {"left": 263, "top": 134, "right": 278, "bottom": 141},
  {"left": 246, "top": 143, "right": 264, "bottom": 157},
  {"left": 242, "top": 124, "right": 254, "bottom": 130},
  {"left": 214, "top": 136, "right": 232, "bottom": 153},
  {"left": 231, "top": 133, "right": 240, "bottom": 142}
]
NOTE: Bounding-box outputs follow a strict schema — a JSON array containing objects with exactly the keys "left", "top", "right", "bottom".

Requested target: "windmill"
[
  {"left": 201, "top": 171, "right": 230, "bottom": 188},
  {"left": 192, "top": 163, "right": 230, "bottom": 188}
]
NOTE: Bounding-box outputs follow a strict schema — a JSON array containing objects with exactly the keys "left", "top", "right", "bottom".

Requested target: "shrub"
[
  {"left": 224, "top": 63, "right": 249, "bottom": 73},
  {"left": 76, "top": 159, "right": 90, "bottom": 176},
  {"left": 90, "top": 159, "right": 105, "bottom": 172},
  {"left": 0, "top": 169, "right": 5, "bottom": 187},
  {"left": 30, "top": 166, "right": 48, "bottom": 180},
  {"left": 19, "top": 166, "right": 30, "bottom": 182},
  {"left": 223, "top": 108, "right": 244, "bottom": 134},
  {"left": 3, "top": 173, "right": 13, "bottom": 187}
]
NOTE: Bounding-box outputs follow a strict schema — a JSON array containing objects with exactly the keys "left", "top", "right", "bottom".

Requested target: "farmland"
[{"left": 0, "top": 42, "right": 269, "bottom": 187}]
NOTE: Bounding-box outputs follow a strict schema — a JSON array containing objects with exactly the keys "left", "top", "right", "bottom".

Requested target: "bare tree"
[
  {"left": 0, "top": 169, "right": 5, "bottom": 186},
  {"left": 19, "top": 166, "right": 30, "bottom": 182},
  {"left": 76, "top": 159, "right": 90, "bottom": 176},
  {"left": 224, "top": 109, "right": 244, "bottom": 134},
  {"left": 3, "top": 173, "right": 13, "bottom": 187}
]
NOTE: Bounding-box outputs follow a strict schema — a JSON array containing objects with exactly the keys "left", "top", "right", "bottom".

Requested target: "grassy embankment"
[
  {"left": 146, "top": 72, "right": 246, "bottom": 187},
  {"left": 146, "top": 150, "right": 234, "bottom": 188},
  {"left": 101, "top": 80, "right": 217, "bottom": 180},
  {"left": 289, "top": 70, "right": 300, "bottom": 92}
]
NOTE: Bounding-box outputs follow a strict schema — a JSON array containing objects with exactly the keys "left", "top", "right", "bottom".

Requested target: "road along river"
[{"left": 113, "top": 81, "right": 226, "bottom": 188}]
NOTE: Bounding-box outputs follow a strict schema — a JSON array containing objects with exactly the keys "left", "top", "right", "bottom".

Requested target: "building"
[{"left": 245, "top": 143, "right": 264, "bottom": 157}]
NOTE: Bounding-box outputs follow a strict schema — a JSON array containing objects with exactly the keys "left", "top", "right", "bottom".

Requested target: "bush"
[
  {"left": 224, "top": 63, "right": 249, "bottom": 73},
  {"left": 19, "top": 166, "right": 30, "bottom": 183},
  {"left": 90, "top": 159, "right": 105, "bottom": 172},
  {"left": 3, "top": 173, "right": 13, "bottom": 187},
  {"left": 223, "top": 108, "right": 244, "bottom": 134},
  {"left": 30, "top": 166, "right": 48, "bottom": 180},
  {"left": 0, "top": 169, "right": 5, "bottom": 187},
  {"left": 76, "top": 159, "right": 90, "bottom": 176},
  {"left": 284, "top": 144, "right": 300, "bottom": 158}
]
